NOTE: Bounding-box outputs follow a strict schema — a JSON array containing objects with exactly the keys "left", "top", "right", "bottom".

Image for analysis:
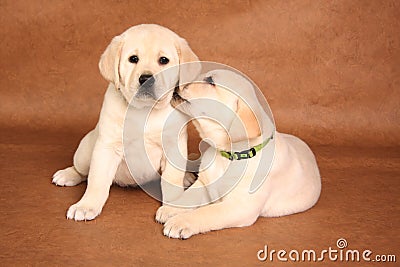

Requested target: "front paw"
[
  {"left": 66, "top": 201, "right": 102, "bottom": 221},
  {"left": 52, "top": 167, "right": 84, "bottom": 186},
  {"left": 155, "top": 205, "right": 190, "bottom": 224},
  {"left": 163, "top": 214, "right": 199, "bottom": 239}
]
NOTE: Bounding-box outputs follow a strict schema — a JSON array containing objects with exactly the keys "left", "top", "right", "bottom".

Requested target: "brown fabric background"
[
  {"left": 0, "top": 1, "right": 399, "bottom": 266},
  {"left": 1, "top": 0, "right": 399, "bottom": 146}
]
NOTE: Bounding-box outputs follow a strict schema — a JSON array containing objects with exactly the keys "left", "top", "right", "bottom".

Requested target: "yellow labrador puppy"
[
  {"left": 52, "top": 24, "right": 199, "bottom": 221},
  {"left": 160, "top": 69, "right": 321, "bottom": 239}
]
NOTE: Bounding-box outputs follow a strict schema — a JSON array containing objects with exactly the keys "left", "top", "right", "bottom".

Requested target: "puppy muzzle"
[{"left": 135, "top": 77, "right": 157, "bottom": 100}]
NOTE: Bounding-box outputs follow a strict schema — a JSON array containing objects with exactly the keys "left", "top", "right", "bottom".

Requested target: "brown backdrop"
[
  {"left": 1, "top": 0, "right": 399, "bottom": 146},
  {"left": 1, "top": 1, "right": 399, "bottom": 266}
]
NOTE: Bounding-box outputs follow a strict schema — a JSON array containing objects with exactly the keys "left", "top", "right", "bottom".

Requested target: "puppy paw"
[
  {"left": 155, "top": 206, "right": 191, "bottom": 224},
  {"left": 52, "top": 167, "right": 85, "bottom": 186},
  {"left": 66, "top": 201, "right": 102, "bottom": 221},
  {"left": 163, "top": 214, "right": 199, "bottom": 239}
]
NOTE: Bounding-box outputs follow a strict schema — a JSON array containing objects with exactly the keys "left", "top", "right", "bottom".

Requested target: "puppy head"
[
  {"left": 99, "top": 24, "right": 200, "bottom": 108},
  {"left": 172, "top": 70, "right": 262, "bottom": 147}
]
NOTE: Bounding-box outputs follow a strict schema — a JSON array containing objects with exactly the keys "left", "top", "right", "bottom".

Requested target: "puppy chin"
[
  {"left": 129, "top": 98, "right": 155, "bottom": 109},
  {"left": 129, "top": 92, "right": 173, "bottom": 110},
  {"left": 120, "top": 85, "right": 154, "bottom": 108}
]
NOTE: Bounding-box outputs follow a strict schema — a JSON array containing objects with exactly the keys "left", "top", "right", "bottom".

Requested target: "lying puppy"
[
  {"left": 52, "top": 24, "right": 200, "bottom": 221},
  {"left": 158, "top": 69, "right": 321, "bottom": 239}
]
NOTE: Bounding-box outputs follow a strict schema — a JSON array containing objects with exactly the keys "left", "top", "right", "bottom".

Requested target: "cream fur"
[
  {"left": 52, "top": 24, "right": 199, "bottom": 221},
  {"left": 158, "top": 70, "right": 321, "bottom": 239}
]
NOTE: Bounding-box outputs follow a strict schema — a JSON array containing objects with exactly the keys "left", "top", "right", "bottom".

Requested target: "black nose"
[{"left": 139, "top": 74, "right": 154, "bottom": 86}]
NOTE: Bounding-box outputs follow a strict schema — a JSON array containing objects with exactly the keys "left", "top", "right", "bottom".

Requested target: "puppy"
[
  {"left": 158, "top": 69, "right": 321, "bottom": 239},
  {"left": 52, "top": 24, "right": 200, "bottom": 221}
]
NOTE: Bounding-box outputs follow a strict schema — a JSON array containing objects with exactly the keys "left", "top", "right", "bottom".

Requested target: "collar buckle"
[
  {"left": 219, "top": 133, "right": 274, "bottom": 161},
  {"left": 227, "top": 147, "right": 257, "bottom": 161}
]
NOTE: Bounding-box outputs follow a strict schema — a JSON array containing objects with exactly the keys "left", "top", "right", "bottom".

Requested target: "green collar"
[{"left": 219, "top": 133, "right": 274, "bottom": 161}]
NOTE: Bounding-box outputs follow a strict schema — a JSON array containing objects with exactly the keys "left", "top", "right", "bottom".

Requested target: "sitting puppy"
[
  {"left": 52, "top": 24, "right": 200, "bottom": 221},
  {"left": 158, "top": 69, "right": 321, "bottom": 239}
]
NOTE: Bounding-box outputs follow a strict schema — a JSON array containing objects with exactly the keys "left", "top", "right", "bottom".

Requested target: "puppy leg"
[
  {"left": 155, "top": 179, "right": 210, "bottom": 223},
  {"left": 52, "top": 128, "right": 97, "bottom": 186},
  {"left": 52, "top": 166, "right": 85, "bottom": 187},
  {"left": 73, "top": 127, "right": 98, "bottom": 177},
  {"left": 160, "top": 161, "right": 186, "bottom": 203},
  {"left": 156, "top": 133, "right": 195, "bottom": 223},
  {"left": 156, "top": 205, "right": 193, "bottom": 224},
  {"left": 182, "top": 153, "right": 200, "bottom": 188},
  {"left": 159, "top": 129, "right": 189, "bottom": 203},
  {"left": 67, "top": 139, "right": 122, "bottom": 221},
  {"left": 163, "top": 198, "right": 260, "bottom": 239}
]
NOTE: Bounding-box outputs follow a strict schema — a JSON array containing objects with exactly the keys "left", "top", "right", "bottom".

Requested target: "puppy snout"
[
  {"left": 136, "top": 73, "right": 156, "bottom": 99},
  {"left": 139, "top": 74, "right": 155, "bottom": 87}
]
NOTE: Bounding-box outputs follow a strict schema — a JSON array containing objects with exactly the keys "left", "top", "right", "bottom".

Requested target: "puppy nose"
[{"left": 139, "top": 74, "right": 154, "bottom": 86}]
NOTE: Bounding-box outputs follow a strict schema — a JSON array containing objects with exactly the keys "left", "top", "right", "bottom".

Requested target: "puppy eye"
[
  {"left": 204, "top": 76, "right": 215, "bottom": 86},
  {"left": 159, "top": 56, "right": 169, "bottom": 65},
  {"left": 128, "top": 55, "right": 139, "bottom": 64}
]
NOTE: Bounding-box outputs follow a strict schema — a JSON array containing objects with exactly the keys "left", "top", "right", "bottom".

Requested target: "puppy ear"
[
  {"left": 98, "top": 36, "right": 124, "bottom": 89},
  {"left": 236, "top": 98, "right": 261, "bottom": 139},
  {"left": 177, "top": 38, "right": 201, "bottom": 88}
]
